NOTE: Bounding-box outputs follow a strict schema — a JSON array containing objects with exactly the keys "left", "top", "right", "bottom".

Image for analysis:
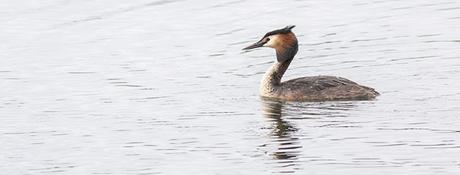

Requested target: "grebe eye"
[{"left": 266, "top": 38, "right": 270, "bottom": 41}]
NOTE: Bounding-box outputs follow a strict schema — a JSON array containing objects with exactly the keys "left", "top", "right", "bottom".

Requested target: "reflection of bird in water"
[
  {"left": 260, "top": 98, "right": 359, "bottom": 172},
  {"left": 243, "top": 25, "right": 379, "bottom": 101},
  {"left": 261, "top": 99, "right": 301, "bottom": 162}
]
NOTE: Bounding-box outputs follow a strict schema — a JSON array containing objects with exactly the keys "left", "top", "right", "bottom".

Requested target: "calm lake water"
[{"left": 1, "top": 0, "right": 460, "bottom": 174}]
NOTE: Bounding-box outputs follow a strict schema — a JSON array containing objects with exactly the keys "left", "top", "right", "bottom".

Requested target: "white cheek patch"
[{"left": 263, "top": 35, "right": 280, "bottom": 47}]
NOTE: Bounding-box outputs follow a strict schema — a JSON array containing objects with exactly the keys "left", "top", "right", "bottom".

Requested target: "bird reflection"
[
  {"left": 260, "top": 98, "right": 302, "bottom": 167},
  {"left": 260, "top": 98, "right": 359, "bottom": 173}
]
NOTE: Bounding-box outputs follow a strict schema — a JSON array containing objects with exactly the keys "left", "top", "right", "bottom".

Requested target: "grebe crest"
[{"left": 243, "top": 25, "right": 379, "bottom": 101}]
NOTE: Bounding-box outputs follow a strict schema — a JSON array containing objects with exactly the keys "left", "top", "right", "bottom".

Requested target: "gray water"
[{"left": 1, "top": 0, "right": 460, "bottom": 174}]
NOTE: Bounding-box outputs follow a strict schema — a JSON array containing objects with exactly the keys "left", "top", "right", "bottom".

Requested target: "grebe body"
[{"left": 243, "top": 25, "right": 379, "bottom": 101}]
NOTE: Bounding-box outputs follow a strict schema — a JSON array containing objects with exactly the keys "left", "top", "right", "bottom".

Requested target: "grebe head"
[{"left": 243, "top": 25, "right": 298, "bottom": 62}]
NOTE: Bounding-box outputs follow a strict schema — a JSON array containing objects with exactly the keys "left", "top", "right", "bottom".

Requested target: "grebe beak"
[{"left": 242, "top": 39, "right": 267, "bottom": 50}]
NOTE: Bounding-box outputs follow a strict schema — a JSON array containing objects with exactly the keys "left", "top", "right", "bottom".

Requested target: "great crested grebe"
[{"left": 243, "top": 25, "right": 379, "bottom": 101}]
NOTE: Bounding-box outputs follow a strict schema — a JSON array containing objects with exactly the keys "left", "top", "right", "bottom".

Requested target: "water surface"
[{"left": 1, "top": 0, "right": 460, "bottom": 174}]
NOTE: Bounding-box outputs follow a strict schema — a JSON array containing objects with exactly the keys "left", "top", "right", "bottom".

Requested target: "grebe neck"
[
  {"left": 260, "top": 59, "right": 292, "bottom": 93},
  {"left": 259, "top": 51, "right": 296, "bottom": 94}
]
